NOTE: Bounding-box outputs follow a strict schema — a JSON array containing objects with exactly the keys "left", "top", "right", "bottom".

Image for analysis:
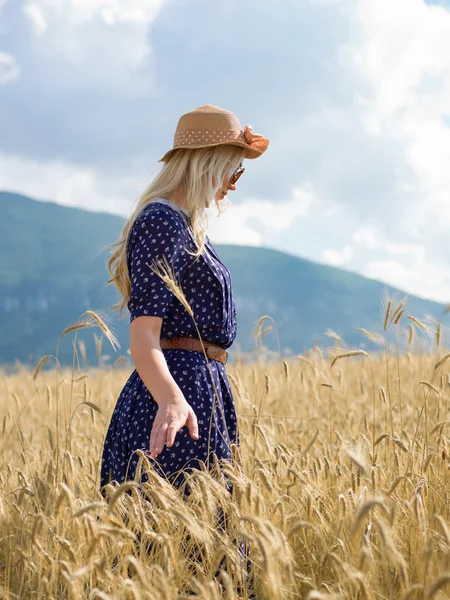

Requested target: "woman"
[
  {"left": 100, "top": 104, "right": 269, "bottom": 592},
  {"left": 100, "top": 103, "right": 269, "bottom": 490}
]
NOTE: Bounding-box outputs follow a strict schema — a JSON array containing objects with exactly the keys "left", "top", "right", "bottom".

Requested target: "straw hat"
[{"left": 157, "top": 104, "right": 269, "bottom": 162}]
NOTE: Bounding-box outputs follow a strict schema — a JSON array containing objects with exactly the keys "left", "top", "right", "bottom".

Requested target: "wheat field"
[{"left": 1, "top": 299, "right": 450, "bottom": 599}]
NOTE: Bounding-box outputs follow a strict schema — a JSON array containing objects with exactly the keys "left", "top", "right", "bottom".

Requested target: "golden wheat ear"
[
  {"left": 148, "top": 255, "right": 194, "bottom": 319},
  {"left": 60, "top": 309, "right": 121, "bottom": 352}
]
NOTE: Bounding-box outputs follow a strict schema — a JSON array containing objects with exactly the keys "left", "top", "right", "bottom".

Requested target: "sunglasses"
[{"left": 230, "top": 165, "right": 245, "bottom": 185}]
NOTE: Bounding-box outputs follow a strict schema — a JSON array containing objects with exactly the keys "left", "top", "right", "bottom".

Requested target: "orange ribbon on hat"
[{"left": 243, "top": 124, "right": 269, "bottom": 153}]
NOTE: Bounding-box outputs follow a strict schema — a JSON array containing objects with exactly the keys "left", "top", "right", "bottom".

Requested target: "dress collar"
[{"left": 153, "top": 197, "right": 191, "bottom": 218}]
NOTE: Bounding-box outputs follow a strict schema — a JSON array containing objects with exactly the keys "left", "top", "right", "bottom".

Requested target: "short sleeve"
[{"left": 127, "top": 206, "right": 192, "bottom": 323}]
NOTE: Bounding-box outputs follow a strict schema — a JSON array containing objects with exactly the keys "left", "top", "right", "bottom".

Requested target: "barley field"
[{"left": 1, "top": 299, "right": 450, "bottom": 599}]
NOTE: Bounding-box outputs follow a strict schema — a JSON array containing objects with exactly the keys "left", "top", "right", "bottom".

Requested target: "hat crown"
[{"left": 177, "top": 104, "right": 242, "bottom": 133}]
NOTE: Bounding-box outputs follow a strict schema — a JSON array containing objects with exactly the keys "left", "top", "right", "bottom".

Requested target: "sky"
[{"left": 1, "top": 0, "right": 450, "bottom": 304}]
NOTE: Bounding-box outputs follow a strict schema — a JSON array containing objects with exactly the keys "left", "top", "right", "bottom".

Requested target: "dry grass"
[{"left": 1, "top": 297, "right": 450, "bottom": 599}]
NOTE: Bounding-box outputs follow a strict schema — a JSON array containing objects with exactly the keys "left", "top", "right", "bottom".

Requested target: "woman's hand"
[{"left": 149, "top": 398, "right": 199, "bottom": 458}]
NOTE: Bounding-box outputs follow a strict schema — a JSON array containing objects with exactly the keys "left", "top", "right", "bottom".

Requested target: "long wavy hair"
[{"left": 106, "top": 144, "right": 246, "bottom": 318}]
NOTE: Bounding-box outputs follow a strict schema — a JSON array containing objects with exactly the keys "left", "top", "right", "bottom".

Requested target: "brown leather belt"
[{"left": 159, "top": 336, "right": 228, "bottom": 364}]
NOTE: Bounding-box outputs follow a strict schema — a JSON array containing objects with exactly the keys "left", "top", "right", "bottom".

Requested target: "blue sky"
[{"left": 1, "top": 0, "right": 450, "bottom": 303}]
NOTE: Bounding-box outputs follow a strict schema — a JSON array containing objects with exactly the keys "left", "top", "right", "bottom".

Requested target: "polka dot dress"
[
  {"left": 100, "top": 198, "right": 255, "bottom": 597},
  {"left": 100, "top": 198, "right": 240, "bottom": 491}
]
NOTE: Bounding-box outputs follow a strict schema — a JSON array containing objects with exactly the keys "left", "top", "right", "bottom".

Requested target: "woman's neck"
[{"left": 164, "top": 184, "right": 189, "bottom": 212}]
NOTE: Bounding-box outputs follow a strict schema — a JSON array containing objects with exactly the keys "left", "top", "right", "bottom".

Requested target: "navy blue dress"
[
  {"left": 100, "top": 199, "right": 255, "bottom": 597},
  {"left": 100, "top": 198, "right": 240, "bottom": 490}
]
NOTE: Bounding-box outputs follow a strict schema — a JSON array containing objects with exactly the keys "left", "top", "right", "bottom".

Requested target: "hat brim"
[{"left": 157, "top": 140, "right": 267, "bottom": 163}]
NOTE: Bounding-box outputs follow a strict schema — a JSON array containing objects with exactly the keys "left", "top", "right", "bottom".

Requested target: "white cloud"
[
  {"left": 21, "top": 0, "right": 168, "bottom": 68},
  {"left": 22, "top": 3, "right": 48, "bottom": 35},
  {"left": 291, "top": 184, "right": 317, "bottom": 217},
  {"left": 23, "top": 0, "right": 167, "bottom": 27},
  {"left": 206, "top": 211, "right": 262, "bottom": 246},
  {"left": 0, "top": 152, "right": 144, "bottom": 216},
  {"left": 321, "top": 244, "right": 354, "bottom": 266},
  {"left": 351, "top": 226, "right": 428, "bottom": 259},
  {"left": 351, "top": 0, "right": 450, "bottom": 238},
  {"left": 206, "top": 183, "right": 318, "bottom": 245},
  {"left": 351, "top": 225, "right": 380, "bottom": 250},
  {"left": 0, "top": 53, "right": 20, "bottom": 85},
  {"left": 366, "top": 257, "right": 450, "bottom": 303},
  {"left": 342, "top": 224, "right": 450, "bottom": 302}
]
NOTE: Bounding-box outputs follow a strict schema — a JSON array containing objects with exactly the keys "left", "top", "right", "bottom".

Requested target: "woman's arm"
[
  {"left": 130, "top": 315, "right": 183, "bottom": 403},
  {"left": 130, "top": 315, "right": 199, "bottom": 458}
]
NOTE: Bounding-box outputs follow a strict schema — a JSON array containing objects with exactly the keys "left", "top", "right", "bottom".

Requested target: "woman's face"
[{"left": 214, "top": 161, "right": 243, "bottom": 201}]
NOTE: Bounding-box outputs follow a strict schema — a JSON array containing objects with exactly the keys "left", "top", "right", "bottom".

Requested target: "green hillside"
[{"left": 0, "top": 191, "right": 447, "bottom": 367}]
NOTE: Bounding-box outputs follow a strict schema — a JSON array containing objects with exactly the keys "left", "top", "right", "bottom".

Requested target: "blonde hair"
[{"left": 106, "top": 144, "right": 246, "bottom": 318}]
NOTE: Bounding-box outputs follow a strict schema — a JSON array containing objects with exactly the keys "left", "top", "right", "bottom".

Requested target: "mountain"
[{"left": 0, "top": 191, "right": 447, "bottom": 367}]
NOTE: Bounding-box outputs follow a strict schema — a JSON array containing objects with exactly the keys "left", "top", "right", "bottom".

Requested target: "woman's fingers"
[
  {"left": 149, "top": 402, "right": 199, "bottom": 458},
  {"left": 150, "top": 417, "right": 166, "bottom": 457},
  {"left": 186, "top": 406, "right": 199, "bottom": 440},
  {"left": 152, "top": 422, "right": 168, "bottom": 458},
  {"left": 150, "top": 423, "right": 159, "bottom": 455},
  {"left": 165, "top": 423, "right": 179, "bottom": 448},
  {"left": 149, "top": 423, "right": 161, "bottom": 457}
]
